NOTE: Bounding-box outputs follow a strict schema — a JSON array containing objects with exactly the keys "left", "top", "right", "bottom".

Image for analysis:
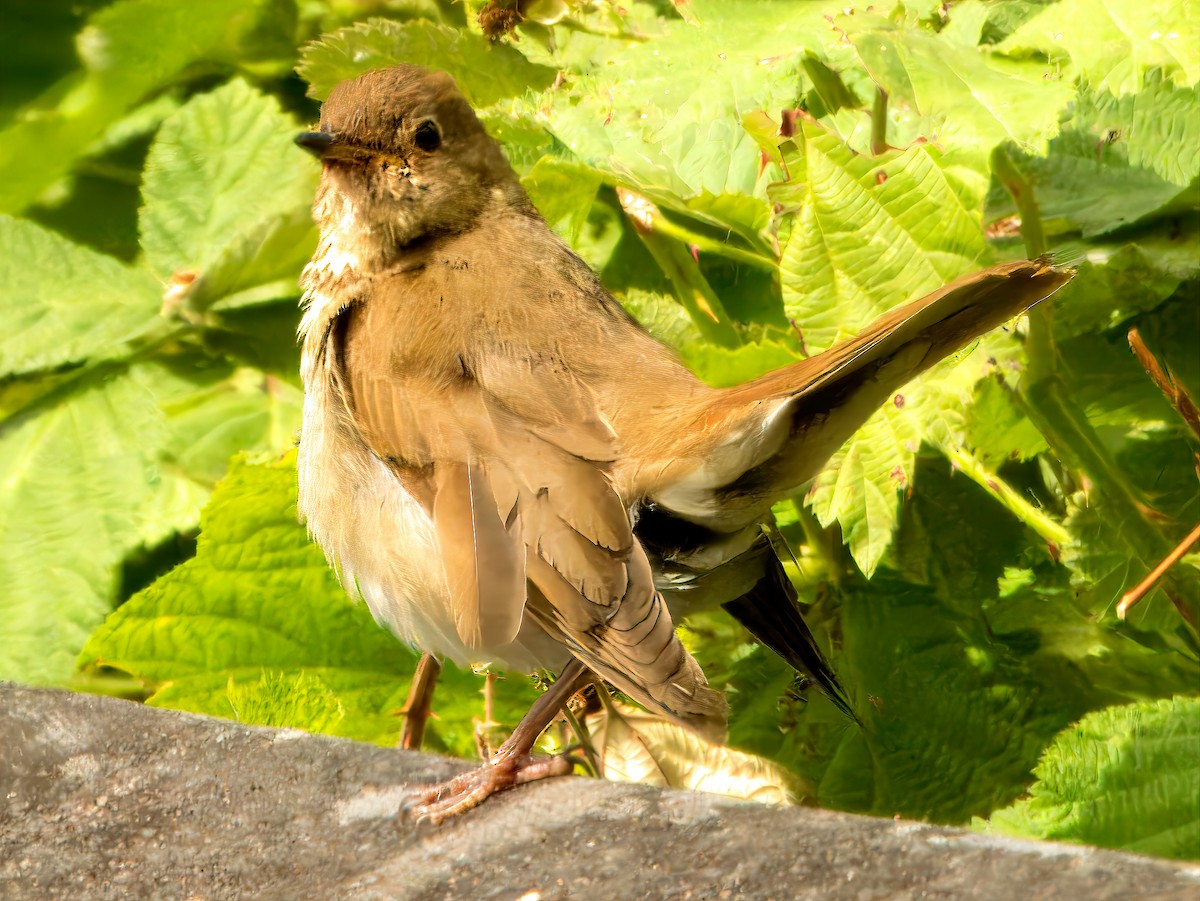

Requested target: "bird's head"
[{"left": 297, "top": 65, "right": 517, "bottom": 265}]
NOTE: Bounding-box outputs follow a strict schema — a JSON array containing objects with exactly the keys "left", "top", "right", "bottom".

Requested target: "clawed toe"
[{"left": 406, "top": 753, "right": 573, "bottom": 825}]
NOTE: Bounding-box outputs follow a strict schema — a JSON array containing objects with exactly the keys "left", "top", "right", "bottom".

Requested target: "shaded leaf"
[
  {"left": 985, "top": 81, "right": 1200, "bottom": 237},
  {"left": 0, "top": 0, "right": 296, "bottom": 214}
]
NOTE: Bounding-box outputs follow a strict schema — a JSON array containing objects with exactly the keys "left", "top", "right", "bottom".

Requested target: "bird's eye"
[{"left": 414, "top": 120, "right": 441, "bottom": 152}]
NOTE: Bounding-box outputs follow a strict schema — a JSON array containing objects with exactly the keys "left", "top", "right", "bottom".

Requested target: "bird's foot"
[{"left": 408, "top": 752, "right": 573, "bottom": 824}]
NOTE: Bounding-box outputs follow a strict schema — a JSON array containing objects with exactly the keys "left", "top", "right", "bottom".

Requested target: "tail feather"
[
  {"left": 688, "top": 259, "right": 1074, "bottom": 529},
  {"left": 734, "top": 258, "right": 1071, "bottom": 406},
  {"left": 721, "top": 552, "right": 858, "bottom": 724}
]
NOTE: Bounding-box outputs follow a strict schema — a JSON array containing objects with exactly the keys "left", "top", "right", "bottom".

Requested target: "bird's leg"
[
  {"left": 408, "top": 658, "right": 592, "bottom": 824},
  {"left": 398, "top": 653, "right": 442, "bottom": 751},
  {"left": 473, "top": 671, "right": 501, "bottom": 758}
]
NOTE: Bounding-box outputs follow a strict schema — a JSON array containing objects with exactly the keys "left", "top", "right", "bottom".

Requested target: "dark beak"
[{"left": 295, "top": 131, "right": 336, "bottom": 158}]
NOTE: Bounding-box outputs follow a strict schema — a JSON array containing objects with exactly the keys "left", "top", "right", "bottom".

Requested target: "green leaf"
[
  {"left": 521, "top": 157, "right": 603, "bottom": 245},
  {"left": 1047, "top": 228, "right": 1200, "bottom": 339},
  {"left": 964, "top": 377, "right": 1049, "bottom": 466},
  {"left": 527, "top": 2, "right": 832, "bottom": 200},
  {"left": 1094, "top": 76, "right": 1200, "bottom": 188},
  {"left": 139, "top": 79, "right": 318, "bottom": 317},
  {"left": 0, "top": 0, "right": 296, "bottom": 214},
  {"left": 982, "top": 697, "right": 1200, "bottom": 860},
  {"left": 769, "top": 120, "right": 994, "bottom": 574},
  {"left": 79, "top": 453, "right": 540, "bottom": 752},
  {"left": 0, "top": 215, "right": 162, "bottom": 379},
  {"left": 296, "top": 18, "right": 557, "bottom": 103},
  {"left": 620, "top": 288, "right": 803, "bottom": 386},
  {"left": 0, "top": 366, "right": 167, "bottom": 686},
  {"left": 134, "top": 357, "right": 305, "bottom": 544},
  {"left": 817, "top": 577, "right": 1170, "bottom": 822},
  {"left": 807, "top": 403, "right": 920, "bottom": 577},
  {"left": 837, "top": 10, "right": 1074, "bottom": 156},
  {"left": 999, "top": 0, "right": 1200, "bottom": 96},
  {"left": 985, "top": 81, "right": 1200, "bottom": 238},
  {"left": 893, "top": 454, "right": 1028, "bottom": 602},
  {"left": 155, "top": 669, "right": 408, "bottom": 745},
  {"left": 1060, "top": 424, "right": 1200, "bottom": 635},
  {"left": 777, "top": 122, "right": 986, "bottom": 353}
]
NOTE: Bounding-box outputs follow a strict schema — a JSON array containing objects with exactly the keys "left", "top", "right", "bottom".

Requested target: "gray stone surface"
[{"left": 2, "top": 685, "right": 1197, "bottom": 900}]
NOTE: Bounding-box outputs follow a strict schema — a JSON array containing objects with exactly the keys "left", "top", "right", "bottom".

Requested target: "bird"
[{"left": 293, "top": 64, "right": 1072, "bottom": 822}]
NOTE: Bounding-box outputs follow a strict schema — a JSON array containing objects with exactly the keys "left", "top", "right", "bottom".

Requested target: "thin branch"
[
  {"left": 991, "top": 144, "right": 1200, "bottom": 628},
  {"left": 1119, "top": 523, "right": 1200, "bottom": 620},
  {"left": 1128, "top": 328, "right": 1200, "bottom": 443}
]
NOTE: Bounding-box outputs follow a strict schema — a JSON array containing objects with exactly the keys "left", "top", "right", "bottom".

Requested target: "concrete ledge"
[{"left": 2, "top": 684, "right": 1197, "bottom": 900}]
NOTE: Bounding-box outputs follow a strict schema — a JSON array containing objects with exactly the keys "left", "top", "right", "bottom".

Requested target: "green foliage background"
[{"left": 2, "top": 0, "right": 1197, "bottom": 862}]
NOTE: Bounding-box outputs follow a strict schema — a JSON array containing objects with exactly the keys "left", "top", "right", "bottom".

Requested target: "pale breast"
[{"left": 296, "top": 289, "right": 557, "bottom": 672}]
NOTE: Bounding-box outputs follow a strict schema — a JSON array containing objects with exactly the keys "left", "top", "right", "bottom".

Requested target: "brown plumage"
[{"left": 295, "top": 64, "right": 1072, "bottom": 819}]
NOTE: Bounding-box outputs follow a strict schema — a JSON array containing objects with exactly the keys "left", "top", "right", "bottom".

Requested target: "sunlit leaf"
[
  {"left": 776, "top": 121, "right": 986, "bottom": 353},
  {"left": 0, "top": 366, "right": 167, "bottom": 686},
  {"left": 139, "top": 79, "right": 318, "bottom": 317},
  {"left": 586, "top": 698, "right": 804, "bottom": 805},
  {"left": 0, "top": 215, "right": 161, "bottom": 379},
  {"left": 981, "top": 697, "right": 1200, "bottom": 860},
  {"left": 838, "top": 10, "right": 1074, "bottom": 155},
  {"left": 78, "top": 453, "right": 540, "bottom": 752},
  {"left": 999, "top": 0, "right": 1200, "bottom": 95},
  {"left": 297, "top": 18, "right": 556, "bottom": 103}
]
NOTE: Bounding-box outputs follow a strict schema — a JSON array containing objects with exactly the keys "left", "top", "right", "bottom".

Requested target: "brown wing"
[{"left": 332, "top": 297, "right": 726, "bottom": 734}]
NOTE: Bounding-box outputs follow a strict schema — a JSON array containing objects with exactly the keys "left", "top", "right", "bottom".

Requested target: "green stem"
[
  {"left": 943, "top": 446, "right": 1070, "bottom": 549},
  {"left": 555, "top": 16, "right": 651, "bottom": 41},
  {"left": 990, "top": 146, "right": 1046, "bottom": 258},
  {"left": 790, "top": 498, "right": 849, "bottom": 588},
  {"left": 991, "top": 144, "right": 1200, "bottom": 628},
  {"left": 617, "top": 188, "right": 741, "bottom": 348},
  {"left": 644, "top": 214, "right": 777, "bottom": 271},
  {"left": 870, "top": 87, "right": 889, "bottom": 156}
]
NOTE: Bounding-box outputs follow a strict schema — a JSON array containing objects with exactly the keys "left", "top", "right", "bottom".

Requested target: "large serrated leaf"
[
  {"left": 0, "top": 0, "right": 295, "bottom": 214},
  {"left": 527, "top": 2, "right": 836, "bottom": 202},
  {"left": 296, "top": 18, "right": 556, "bottom": 104},
  {"left": 79, "top": 453, "right": 540, "bottom": 753},
  {"left": 837, "top": 10, "right": 1074, "bottom": 156},
  {"left": 139, "top": 79, "right": 318, "bottom": 316},
  {"left": 807, "top": 403, "right": 920, "bottom": 577},
  {"left": 777, "top": 122, "right": 986, "bottom": 353},
  {"left": 815, "top": 578, "right": 1135, "bottom": 822},
  {"left": 985, "top": 82, "right": 1200, "bottom": 238},
  {"left": 999, "top": 0, "right": 1200, "bottom": 96},
  {"left": 982, "top": 697, "right": 1200, "bottom": 860},
  {"left": 770, "top": 120, "right": 993, "bottom": 574},
  {"left": 0, "top": 366, "right": 167, "bottom": 686},
  {"left": 0, "top": 215, "right": 161, "bottom": 379}
]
